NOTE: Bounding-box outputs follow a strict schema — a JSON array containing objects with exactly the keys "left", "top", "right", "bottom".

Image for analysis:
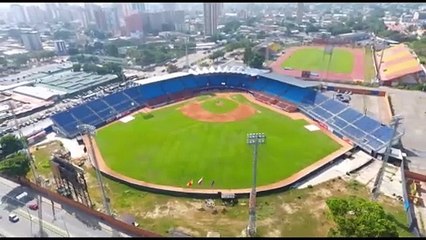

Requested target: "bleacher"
[
  {"left": 298, "top": 92, "right": 396, "bottom": 152},
  {"left": 50, "top": 72, "right": 397, "bottom": 152}
]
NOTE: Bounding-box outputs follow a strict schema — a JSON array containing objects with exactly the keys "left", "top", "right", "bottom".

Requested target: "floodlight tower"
[
  {"left": 78, "top": 124, "right": 112, "bottom": 216},
  {"left": 371, "top": 115, "right": 403, "bottom": 201},
  {"left": 246, "top": 132, "right": 266, "bottom": 237}
]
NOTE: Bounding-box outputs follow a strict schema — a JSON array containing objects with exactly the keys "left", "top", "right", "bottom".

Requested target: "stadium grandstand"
[
  {"left": 375, "top": 43, "right": 426, "bottom": 86},
  {"left": 50, "top": 66, "right": 400, "bottom": 154}
]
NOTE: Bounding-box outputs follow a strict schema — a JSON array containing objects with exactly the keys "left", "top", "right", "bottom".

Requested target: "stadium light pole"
[
  {"left": 371, "top": 116, "right": 403, "bottom": 201},
  {"left": 77, "top": 124, "right": 112, "bottom": 216},
  {"left": 246, "top": 132, "right": 266, "bottom": 237}
]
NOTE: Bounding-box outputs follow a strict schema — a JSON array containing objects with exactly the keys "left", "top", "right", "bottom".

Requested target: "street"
[{"left": 0, "top": 177, "right": 130, "bottom": 237}]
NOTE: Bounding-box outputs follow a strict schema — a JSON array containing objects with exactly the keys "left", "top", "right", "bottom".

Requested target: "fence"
[{"left": 15, "top": 177, "right": 162, "bottom": 237}]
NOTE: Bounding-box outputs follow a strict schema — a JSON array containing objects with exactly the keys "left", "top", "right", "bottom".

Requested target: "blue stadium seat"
[
  {"left": 123, "top": 86, "right": 146, "bottom": 105},
  {"left": 194, "top": 75, "right": 209, "bottom": 88},
  {"left": 226, "top": 74, "right": 245, "bottom": 88},
  {"left": 139, "top": 82, "right": 166, "bottom": 100},
  {"left": 353, "top": 116, "right": 382, "bottom": 133},
  {"left": 96, "top": 108, "right": 116, "bottom": 121},
  {"left": 263, "top": 80, "right": 290, "bottom": 97},
  {"left": 162, "top": 78, "right": 185, "bottom": 94},
  {"left": 70, "top": 105, "right": 97, "bottom": 121},
  {"left": 86, "top": 99, "right": 112, "bottom": 113},
  {"left": 320, "top": 99, "right": 348, "bottom": 114},
  {"left": 311, "top": 106, "right": 333, "bottom": 120},
  {"left": 371, "top": 126, "right": 394, "bottom": 142},
  {"left": 180, "top": 76, "right": 201, "bottom": 89},
  {"left": 245, "top": 76, "right": 269, "bottom": 91},
  {"left": 207, "top": 74, "right": 225, "bottom": 87},
  {"left": 342, "top": 125, "right": 366, "bottom": 139},
  {"left": 331, "top": 117, "right": 349, "bottom": 129},
  {"left": 338, "top": 108, "right": 363, "bottom": 123},
  {"left": 364, "top": 135, "right": 385, "bottom": 150},
  {"left": 283, "top": 86, "right": 309, "bottom": 104},
  {"left": 51, "top": 111, "right": 78, "bottom": 125}
]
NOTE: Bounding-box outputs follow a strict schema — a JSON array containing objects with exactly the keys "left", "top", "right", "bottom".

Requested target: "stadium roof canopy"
[
  {"left": 135, "top": 72, "right": 191, "bottom": 85},
  {"left": 259, "top": 72, "right": 320, "bottom": 88},
  {"left": 376, "top": 44, "right": 423, "bottom": 81}
]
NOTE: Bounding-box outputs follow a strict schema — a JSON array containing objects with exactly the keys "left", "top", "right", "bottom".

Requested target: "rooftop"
[
  {"left": 376, "top": 44, "right": 423, "bottom": 81},
  {"left": 37, "top": 71, "right": 118, "bottom": 94}
]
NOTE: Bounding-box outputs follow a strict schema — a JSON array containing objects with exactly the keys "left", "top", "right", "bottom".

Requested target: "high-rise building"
[
  {"left": 163, "top": 3, "right": 176, "bottom": 11},
  {"left": 203, "top": 3, "right": 221, "bottom": 36},
  {"left": 10, "top": 4, "right": 27, "bottom": 24},
  {"left": 297, "top": 3, "right": 304, "bottom": 24},
  {"left": 124, "top": 13, "right": 143, "bottom": 36},
  {"left": 131, "top": 3, "right": 145, "bottom": 13},
  {"left": 54, "top": 40, "right": 67, "bottom": 55},
  {"left": 94, "top": 9, "right": 108, "bottom": 32},
  {"left": 25, "top": 6, "right": 44, "bottom": 24},
  {"left": 21, "top": 31, "right": 43, "bottom": 51},
  {"left": 103, "top": 7, "right": 121, "bottom": 35}
]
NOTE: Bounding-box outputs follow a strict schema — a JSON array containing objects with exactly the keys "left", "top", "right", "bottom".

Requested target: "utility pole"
[
  {"left": 371, "top": 116, "right": 403, "bottom": 200},
  {"left": 77, "top": 124, "right": 112, "bottom": 216},
  {"left": 246, "top": 133, "right": 266, "bottom": 237}
]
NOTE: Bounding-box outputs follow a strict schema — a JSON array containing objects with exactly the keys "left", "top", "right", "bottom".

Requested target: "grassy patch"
[
  {"left": 364, "top": 47, "right": 376, "bottom": 82},
  {"left": 84, "top": 173, "right": 412, "bottom": 237},
  {"left": 282, "top": 47, "right": 354, "bottom": 74},
  {"left": 201, "top": 97, "right": 239, "bottom": 114},
  {"left": 95, "top": 94, "right": 341, "bottom": 189},
  {"left": 29, "top": 140, "right": 64, "bottom": 180}
]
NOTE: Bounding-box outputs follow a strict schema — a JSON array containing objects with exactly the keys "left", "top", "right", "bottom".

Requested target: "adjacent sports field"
[
  {"left": 95, "top": 94, "right": 341, "bottom": 189},
  {"left": 281, "top": 47, "right": 354, "bottom": 74}
]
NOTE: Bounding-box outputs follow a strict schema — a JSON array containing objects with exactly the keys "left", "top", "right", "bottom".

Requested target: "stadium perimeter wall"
[{"left": 8, "top": 176, "right": 162, "bottom": 237}]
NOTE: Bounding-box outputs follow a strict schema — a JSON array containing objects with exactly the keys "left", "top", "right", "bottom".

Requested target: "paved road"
[{"left": 0, "top": 177, "right": 130, "bottom": 237}]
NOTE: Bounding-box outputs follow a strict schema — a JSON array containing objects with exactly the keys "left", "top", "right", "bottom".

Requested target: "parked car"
[
  {"left": 8, "top": 213, "right": 19, "bottom": 223},
  {"left": 28, "top": 203, "right": 38, "bottom": 211}
]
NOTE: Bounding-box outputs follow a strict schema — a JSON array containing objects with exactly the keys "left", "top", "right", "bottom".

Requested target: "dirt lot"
[{"left": 84, "top": 169, "right": 410, "bottom": 237}]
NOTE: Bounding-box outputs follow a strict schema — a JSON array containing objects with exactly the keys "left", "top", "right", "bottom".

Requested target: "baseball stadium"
[{"left": 49, "top": 67, "right": 400, "bottom": 197}]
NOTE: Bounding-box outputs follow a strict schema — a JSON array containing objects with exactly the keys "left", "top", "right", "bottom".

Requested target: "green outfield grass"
[
  {"left": 201, "top": 97, "right": 239, "bottom": 113},
  {"left": 282, "top": 47, "right": 354, "bottom": 74},
  {"left": 95, "top": 94, "right": 341, "bottom": 189}
]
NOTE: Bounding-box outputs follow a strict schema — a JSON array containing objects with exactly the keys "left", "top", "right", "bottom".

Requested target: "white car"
[{"left": 8, "top": 213, "right": 19, "bottom": 223}]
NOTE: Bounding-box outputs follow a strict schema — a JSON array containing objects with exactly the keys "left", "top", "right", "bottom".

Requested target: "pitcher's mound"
[{"left": 180, "top": 102, "right": 256, "bottom": 122}]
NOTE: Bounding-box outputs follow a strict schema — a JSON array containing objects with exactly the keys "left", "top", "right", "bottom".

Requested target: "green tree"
[
  {"left": 53, "top": 29, "right": 74, "bottom": 40},
  {"left": 243, "top": 47, "right": 253, "bottom": 64},
  {"left": 72, "top": 63, "right": 81, "bottom": 72},
  {"left": 0, "top": 152, "right": 31, "bottom": 178},
  {"left": 13, "top": 54, "right": 30, "bottom": 67},
  {"left": 105, "top": 44, "right": 119, "bottom": 57},
  {"left": 0, "top": 57, "right": 7, "bottom": 67},
  {"left": 222, "top": 20, "right": 242, "bottom": 34},
  {"left": 209, "top": 50, "right": 225, "bottom": 62},
  {"left": 326, "top": 196, "right": 398, "bottom": 237},
  {"left": 248, "top": 52, "right": 265, "bottom": 69},
  {"left": 0, "top": 135, "right": 24, "bottom": 159},
  {"left": 83, "top": 63, "right": 97, "bottom": 73},
  {"left": 167, "top": 64, "right": 179, "bottom": 73},
  {"left": 96, "top": 66, "right": 109, "bottom": 75}
]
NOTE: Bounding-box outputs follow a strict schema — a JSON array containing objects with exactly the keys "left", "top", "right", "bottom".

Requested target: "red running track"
[{"left": 270, "top": 46, "right": 366, "bottom": 83}]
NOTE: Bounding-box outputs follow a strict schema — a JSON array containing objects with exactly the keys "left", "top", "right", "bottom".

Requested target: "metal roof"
[{"left": 260, "top": 72, "right": 320, "bottom": 88}]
